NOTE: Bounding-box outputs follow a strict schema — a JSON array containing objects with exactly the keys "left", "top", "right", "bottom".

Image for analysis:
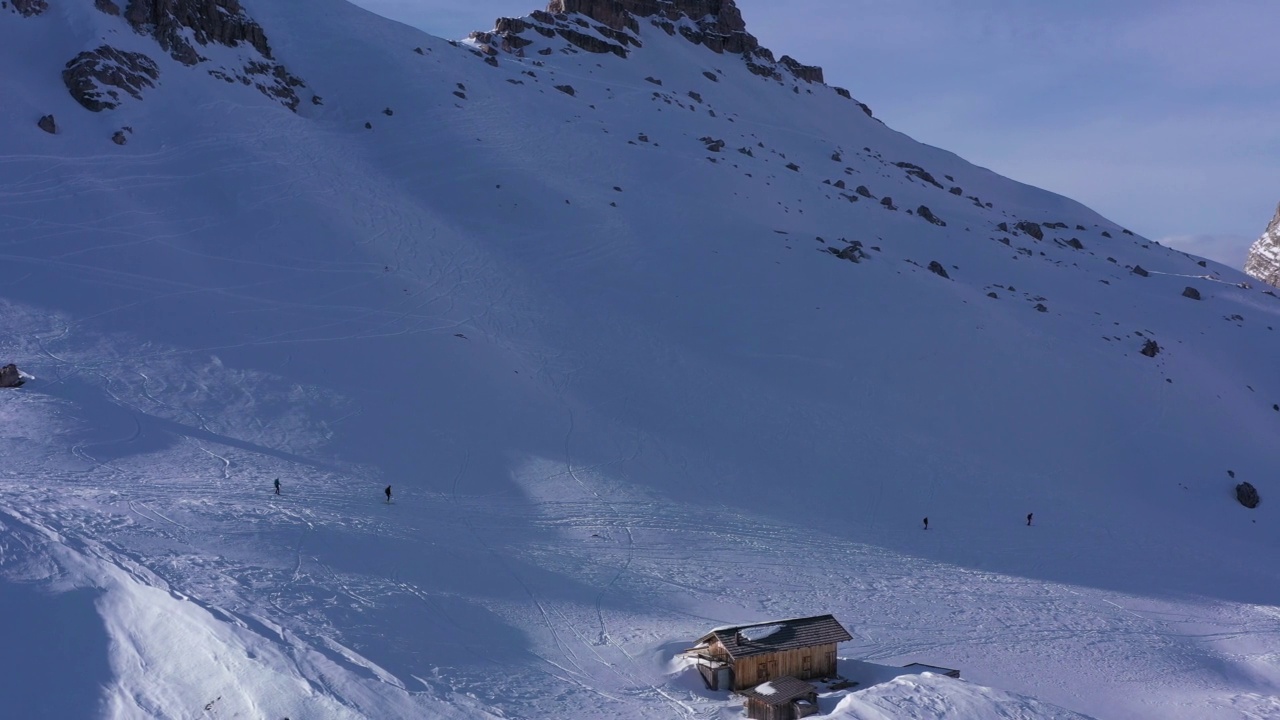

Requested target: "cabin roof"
[
  {"left": 696, "top": 614, "right": 852, "bottom": 660},
  {"left": 740, "top": 676, "right": 817, "bottom": 705}
]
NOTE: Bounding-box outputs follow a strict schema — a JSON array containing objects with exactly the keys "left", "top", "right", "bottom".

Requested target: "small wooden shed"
[
  {"left": 684, "top": 614, "right": 852, "bottom": 692},
  {"left": 741, "top": 676, "right": 819, "bottom": 720},
  {"left": 901, "top": 662, "right": 960, "bottom": 679}
]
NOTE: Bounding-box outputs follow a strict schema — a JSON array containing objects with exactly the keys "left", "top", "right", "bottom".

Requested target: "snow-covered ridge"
[{"left": 2, "top": 0, "right": 1280, "bottom": 717}]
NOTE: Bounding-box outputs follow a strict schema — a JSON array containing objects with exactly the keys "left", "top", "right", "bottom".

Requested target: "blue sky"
[{"left": 348, "top": 0, "right": 1280, "bottom": 269}]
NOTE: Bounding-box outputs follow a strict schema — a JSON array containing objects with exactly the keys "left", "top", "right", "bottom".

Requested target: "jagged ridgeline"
[{"left": 470, "top": 0, "right": 875, "bottom": 116}]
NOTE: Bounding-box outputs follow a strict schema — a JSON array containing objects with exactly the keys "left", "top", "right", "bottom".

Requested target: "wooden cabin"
[
  {"left": 741, "top": 676, "right": 819, "bottom": 720},
  {"left": 683, "top": 614, "right": 852, "bottom": 692}
]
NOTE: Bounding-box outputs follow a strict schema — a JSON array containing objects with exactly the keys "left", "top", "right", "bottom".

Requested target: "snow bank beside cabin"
[{"left": 828, "top": 673, "right": 1097, "bottom": 720}]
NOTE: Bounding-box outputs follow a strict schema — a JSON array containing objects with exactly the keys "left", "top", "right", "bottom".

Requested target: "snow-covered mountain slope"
[
  {"left": 2, "top": 1, "right": 1279, "bottom": 718},
  {"left": 1245, "top": 202, "right": 1280, "bottom": 287}
]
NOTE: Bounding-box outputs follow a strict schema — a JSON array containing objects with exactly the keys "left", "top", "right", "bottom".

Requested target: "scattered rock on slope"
[
  {"left": 1182, "top": 286, "right": 1202, "bottom": 300},
  {"left": 37, "top": 115, "right": 57, "bottom": 134},
  {"left": 927, "top": 261, "right": 949, "bottom": 279},
  {"left": 1132, "top": 265, "right": 1150, "bottom": 277},
  {"left": 1015, "top": 221, "right": 1044, "bottom": 241},
  {"left": 1140, "top": 339, "right": 1160, "bottom": 357}
]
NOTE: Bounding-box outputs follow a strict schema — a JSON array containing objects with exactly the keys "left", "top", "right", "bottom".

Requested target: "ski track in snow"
[{"left": 2, "top": 1, "right": 1280, "bottom": 718}]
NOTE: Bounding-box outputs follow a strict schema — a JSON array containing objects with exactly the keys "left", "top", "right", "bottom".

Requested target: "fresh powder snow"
[{"left": 0, "top": 1, "right": 1278, "bottom": 719}]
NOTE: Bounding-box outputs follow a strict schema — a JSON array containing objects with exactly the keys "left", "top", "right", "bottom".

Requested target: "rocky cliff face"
[
  {"left": 1245, "top": 203, "right": 1280, "bottom": 288},
  {"left": 53, "top": 0, "right": 308, "bottom": 114},
  {"left": 473, "top": 0, "right": 849, "bottom": 99}
]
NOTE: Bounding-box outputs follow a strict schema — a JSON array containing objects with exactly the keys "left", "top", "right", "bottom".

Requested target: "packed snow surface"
[{"left": 1, "top": 0, "right": 1279, "bottom": 718}]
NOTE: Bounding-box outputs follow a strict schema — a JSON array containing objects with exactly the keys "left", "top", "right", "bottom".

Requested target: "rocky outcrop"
[
  {"left": 125, "top": 0, "right": 270, "bottom": 65},
  {"left": 10, "top": 0, "right": 48, "bottom": 17},
  {"left": 1182, "top": 286, "right": 1202, "bottom": 301},
  {"left": 478, "top": 1, "right": 837, "bottom": 88},
  {"left": 1245, "top": 202, "right": 1280, "bottom": 288},
  {"left": 37, "top": 115, "right": 57, "bottom": 134},
  {"left": 63, "top": 46, "right": 161, "bottom": 111},
  {"left": 121, "top": 0, "right": 306, "bottom": 111}
]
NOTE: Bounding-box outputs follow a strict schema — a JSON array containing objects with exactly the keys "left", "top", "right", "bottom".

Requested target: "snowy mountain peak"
[
  {"left": 1244, "top": 201, "right": 1280, "bottom": 287},
  {"left": 3, "top": 0, "right": 1280, "bottom": 717},
  {"left": 474, "top": 0, "right": 843, "bottom": 97}
]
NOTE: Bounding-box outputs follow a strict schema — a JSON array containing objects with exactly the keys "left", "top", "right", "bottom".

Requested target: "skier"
[
  {"left": 385, "top": 485, "right": 392, "bottom": 503},
  {"left": 1026, "top": 512, "right": 1033, "bottom": 526},
  {"left": 274, "top": 478, "right": 281, "bottom": 495},
  {"left": 923, "top": 516, "right": 929, "bottom": 530}
]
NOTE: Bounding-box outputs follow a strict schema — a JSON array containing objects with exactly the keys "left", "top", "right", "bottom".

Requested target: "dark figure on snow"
[
  {"left": 1026, "top": 512, "right": 1033, "bottom": 526},
  {"left": 923, "top": 516, "right": 929, "bottom": 530},
  {"left": 274, "top": 478, "right": 281, "bottom": 495},
  {"left": 385, "top": 485, "right": 392, "bottom": 503}
]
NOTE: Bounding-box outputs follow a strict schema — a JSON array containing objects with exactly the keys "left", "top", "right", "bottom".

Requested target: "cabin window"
[{"left": 757, "top": 663, "right": 768, "bottom": 681}]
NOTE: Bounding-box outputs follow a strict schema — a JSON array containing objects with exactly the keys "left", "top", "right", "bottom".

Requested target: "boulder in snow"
[
  {"left": 1236, "top": 482, "right": 1260, "bottom": 509},
  {"left": 0, "top": 364, "right": 26, "bottom": 388},
  {"left": 1182, "top": 286, "right": 1202, "bottom": 300}
]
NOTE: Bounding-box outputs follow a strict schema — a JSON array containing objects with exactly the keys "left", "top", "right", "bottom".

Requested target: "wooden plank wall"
[{"left": 732, "top": 644, "right": 837, "bottom": 690}]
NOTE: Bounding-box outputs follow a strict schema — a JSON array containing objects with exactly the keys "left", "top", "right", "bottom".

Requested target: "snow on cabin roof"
[
  {"left": 698, "top": 614, "right": 852, "bottom": 660},
  {"left": 740, "top": 676, "right": 816, "bottom": 705}
]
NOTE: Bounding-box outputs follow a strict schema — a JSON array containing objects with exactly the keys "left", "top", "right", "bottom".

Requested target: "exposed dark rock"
[
  {"left": 895, "top": 161, "right": 943, "bottom": 189},
  {"left": 702, "top": 70, "right": 718, "bottom": 82},
  {"left": 785, "top": 162, "right": 799, "bottom": 171},
  {"left": 917, "top": 205, "right": 945, "bottom": 227},
  {"left": 383, "top": 107, "right": 394, "bottom": 116},
  {"left": 555, "top": 84, "right": 576, "bottom": 96},
  {"left": 1246, "top": 201, "right": 1280, "bottom": 287},
  {"left": 779, "top": 54, "right": 822, "bottom": 83},
  {"left": 1066, "top": 238, "right": 1084, "bottom": 250},
  {"left": 364, "top": 121, "right": 372, "bottom": 129},
  {"left": 833, "top": 180, "right": 845, "bottom": 189},
  {"left": 126, "top": 0, "right": 271, "bottom": 64},
  {"left": 1034, "top": 303, "right": 1048, "bottom": 313},
  {"left": 855, "top": 185, "right": 874, "bottom": 199},
  {"left": 829, "top": 241, "right": 866, "bottom": 263},
  {"left": 700, "top": 136, "right": 725, "bottom": 152},
  {"left": 1015, "top": 221, "right": 1044, "bottom": 241},
  {"left": 123, "top": 0, "right": 306, "bottom": 110},
  {"left": 687, "top": 90, "right": 702, "bottom": 103},
  {"left": 111, "top": 128, "right": 130, "bottom": 145},
  {"left": 987, "top": 292, "right": 998, "bottom": 299},
  {"left": 11, "top": 0, "right": 47, "bottom": 16},
  {"left": 1236, "top": 481, "right": 1260, "bottom": 509},
  {"left": 880, "top": 196, "right": 896, "bottom": 210},
  {"left": 949, "top": 186, "right": 962, "bottom": 196},
  {"left": 37, "top": 115, "right": 57, "bottom": 134},
  {"left": 1132, "top": 265, "right": 1149, "bottom": 277},
  {"left": 645, "top": 76, "right": 662, "bottom": 85},
  {"left": 1101, "top": 231, "right": 1112, "bottom": 238},
  {"left": 997, "top": 222, "right": 1009, "bottom": 233},
  {"left": 63, "top": 46, "right": 161, "bottom": 111},
  {"left": 0, "top": 364, "right": 24, "bottom": 387},
  {"left": 927, "top": 261, "right": 949, "bottom": 279},
  {"left": 1140, "top": 339, "right": 1160, "bottom": 357},
  {"left": 95, "top": 0, "right": 122, "bottom": 15},
  {"left": 1182, "top": 286, "right": 1202, "bottom": 300}
]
